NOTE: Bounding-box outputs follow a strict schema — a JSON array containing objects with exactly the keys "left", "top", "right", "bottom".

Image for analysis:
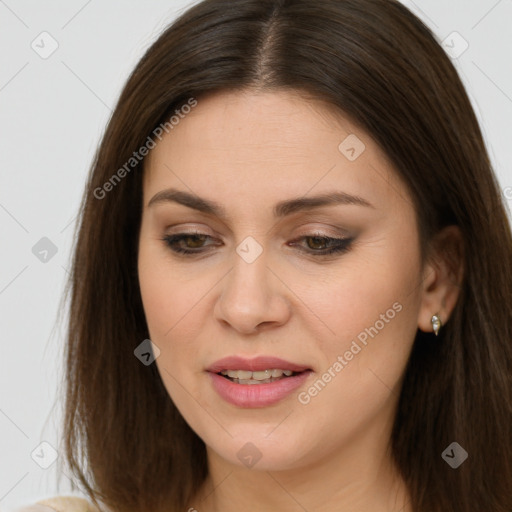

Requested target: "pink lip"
[
  {"left": 208, "top": 371, "right": 312, "bottom": 408},
  {"left": 206, "top": 356, "right": 313, "bottom": 408},
  {"left": 206, "top": 355, "right": 311, "bottom": 373}
]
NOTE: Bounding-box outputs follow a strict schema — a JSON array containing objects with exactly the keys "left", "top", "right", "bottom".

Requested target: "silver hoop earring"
[{"left": 431, "top": 313, "right": 442, "bottom": 336}]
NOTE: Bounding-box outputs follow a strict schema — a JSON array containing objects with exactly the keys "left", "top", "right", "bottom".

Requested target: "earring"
[{"left": 431, "top": 313, "right": 442, "bottom": 336}]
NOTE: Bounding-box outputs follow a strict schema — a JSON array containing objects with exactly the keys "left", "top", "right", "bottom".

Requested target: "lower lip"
[{"left": 208, "top": 371, "right": 312, "bottom": 408}]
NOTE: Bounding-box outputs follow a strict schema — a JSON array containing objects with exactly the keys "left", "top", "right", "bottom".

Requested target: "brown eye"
[
  {"left": 183, "top": 234, "right": 208, "bottom": 248},
  {"left": 162, "top": 232, "right": 217, "bottom": 254},
  {"left": 306, "top": 236, "right": 329, "bottom": 250},
  {"left": 290, "top": 235, "right": 354, "bottom": 256},
  {"left": 162, "top": 232, "right": 354, "bottom": 258}
]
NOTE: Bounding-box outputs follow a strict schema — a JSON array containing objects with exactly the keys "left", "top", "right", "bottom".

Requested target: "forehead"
[{"left": 143, "top": 89, "right": 411, "bottom": 216}]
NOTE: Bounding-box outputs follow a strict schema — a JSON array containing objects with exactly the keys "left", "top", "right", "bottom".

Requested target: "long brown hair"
[{"left": 57, "top": 0, "right": 512, "bottom": 511}]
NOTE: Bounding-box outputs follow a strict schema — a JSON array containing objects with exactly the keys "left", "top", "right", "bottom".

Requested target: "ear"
[{"left": 417, "top": 225, "right": 465, "bottom": 334}]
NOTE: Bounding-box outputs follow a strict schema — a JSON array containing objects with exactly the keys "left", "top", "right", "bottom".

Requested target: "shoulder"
[{"left": 13, "top": 495, "right": 102, "bottom": 512}]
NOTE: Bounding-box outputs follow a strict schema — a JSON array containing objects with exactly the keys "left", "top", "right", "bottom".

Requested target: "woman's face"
[{"left": 137, "top": 89, "right": 429, "bottom": 472}]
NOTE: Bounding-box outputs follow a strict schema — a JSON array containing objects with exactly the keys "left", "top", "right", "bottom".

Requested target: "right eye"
[{"left": 161, "top": 232, "right": 218, "bottom": 255}]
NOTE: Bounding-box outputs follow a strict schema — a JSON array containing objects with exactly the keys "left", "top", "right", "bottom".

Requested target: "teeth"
[
  {"left": 219, "top": 368, "right": 295, "bottom": 380},
  {"left": 226, "top": 370, "right": 252, "bottom": 379}
]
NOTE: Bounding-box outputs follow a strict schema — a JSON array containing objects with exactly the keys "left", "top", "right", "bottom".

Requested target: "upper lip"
[{"left": 207, "top": 356, "right": 311, "bottom": 373}]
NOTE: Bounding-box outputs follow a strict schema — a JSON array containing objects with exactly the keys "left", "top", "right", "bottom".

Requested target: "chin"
[{"left": 202, "top": 423, "right": 319, "bottom": 472}]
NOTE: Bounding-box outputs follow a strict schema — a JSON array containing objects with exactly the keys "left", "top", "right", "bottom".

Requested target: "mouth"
[
  {"left": 206, "top": 356, "right": 313, "bottom": 407},
  {"left": 216, "top": 368, "right": 302, "bottom": 384},
  {"left": 206, "top": 355, "right": 311, "bottom": 374}
]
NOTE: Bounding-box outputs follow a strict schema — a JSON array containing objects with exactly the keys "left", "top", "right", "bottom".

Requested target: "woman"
[{"left": 19, "top": 0, "right": 512, "bottom": 511}]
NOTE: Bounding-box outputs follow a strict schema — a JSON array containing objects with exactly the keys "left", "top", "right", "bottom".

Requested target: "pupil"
[
  {"left": 308, "top": 236, "right": 325, "bottom": 249},
  {"left": 187, "top": 235, "right": 206, "bottom": 247}
]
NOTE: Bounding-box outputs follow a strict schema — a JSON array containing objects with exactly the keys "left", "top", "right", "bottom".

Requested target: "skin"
[{"left": 137, "top": 89, "right": 463, "bottom": 512}]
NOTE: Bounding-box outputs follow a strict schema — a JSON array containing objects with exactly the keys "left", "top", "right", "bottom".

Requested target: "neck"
[{"left": 191, "top": 420, "right": 412, "bottom": 512}]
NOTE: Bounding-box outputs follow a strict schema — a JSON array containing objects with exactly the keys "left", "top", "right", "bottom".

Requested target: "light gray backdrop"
[{"left": 1, "top": 0, "right": 511, "bottom": 510}]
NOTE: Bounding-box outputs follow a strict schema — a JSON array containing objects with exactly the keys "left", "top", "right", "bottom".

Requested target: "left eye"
[
  {"left": 161, "top": 232, "right": 353, "bottom": 257},
  {"left": 288, "top": 234, "right": 354, "bottom": 256}
]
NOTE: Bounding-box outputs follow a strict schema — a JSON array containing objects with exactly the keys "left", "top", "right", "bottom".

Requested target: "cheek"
[
  {"left": 138, "top": 251, "right": 173, "bottom": 337},
  {"left": 138, "top": 240, "right": 194, "bottom": 347},
  {"left": 289, "top": 264, "right": 420, "bottom": 460},
  {"left": 137, "top": 240, "right": 216, "bottom": 383},
  {"left": 304, "top": 234, "right": 422, "bottom": 386},
  {"left": 137, "top": 247, "right": 202, "bottom": 399}
]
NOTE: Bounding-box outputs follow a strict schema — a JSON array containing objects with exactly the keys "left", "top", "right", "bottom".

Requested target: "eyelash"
[{"left": 161, "top": 231, "right": 354, "bottom": 258}]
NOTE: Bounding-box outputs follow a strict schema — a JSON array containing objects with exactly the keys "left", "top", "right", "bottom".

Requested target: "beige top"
[{"left": 13, "top": 496, "right": 101, "bottom": 512}]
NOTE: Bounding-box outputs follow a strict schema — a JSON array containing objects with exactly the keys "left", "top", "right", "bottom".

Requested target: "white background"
[{"left": 1, "top": 0, "right": 511, "bottom": 510}]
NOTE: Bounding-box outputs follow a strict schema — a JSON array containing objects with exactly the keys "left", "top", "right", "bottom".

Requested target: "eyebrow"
[{"left": 147, "top": 188, "right": 374, "bottom": 217}]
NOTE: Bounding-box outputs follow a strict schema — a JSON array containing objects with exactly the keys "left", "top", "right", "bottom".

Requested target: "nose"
[{"left": 213, "top": 248, "right": 291, "bottom": 334}]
